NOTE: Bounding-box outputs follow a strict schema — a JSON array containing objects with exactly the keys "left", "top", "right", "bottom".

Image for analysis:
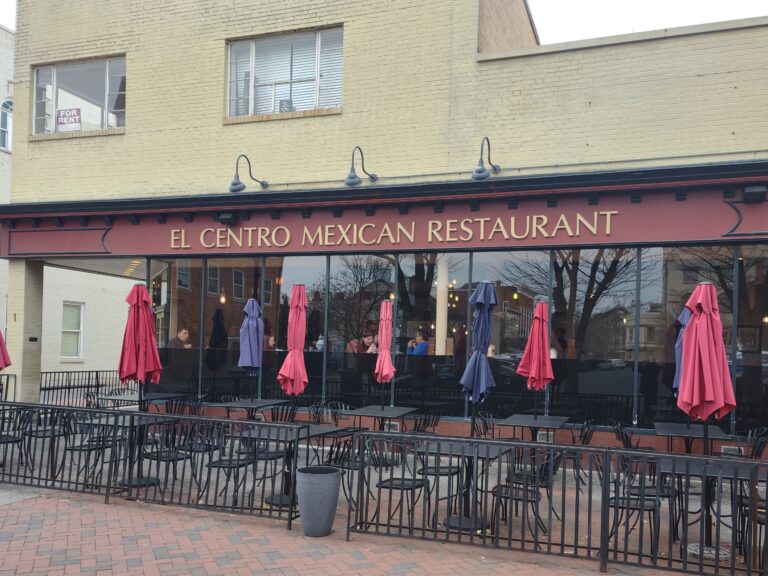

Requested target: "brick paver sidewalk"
[{"left": 0, "top": 486, "right": 658, "bottom": 576}]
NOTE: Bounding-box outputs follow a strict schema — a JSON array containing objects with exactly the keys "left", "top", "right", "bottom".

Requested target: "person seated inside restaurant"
[
  {"left": 169, "top": 328, "right": 193, "bottom": 349},
  {"left": 346, "top": 331, "right": 378, "bottom": 354},
  {"left": 407, "top": 331, "right": 428, "bottom": 355}
]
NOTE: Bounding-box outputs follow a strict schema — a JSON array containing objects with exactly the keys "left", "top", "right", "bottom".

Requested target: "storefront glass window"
[
  {"left": 640, "top": 246, "right": 734, "bottom": 430},
  {"left": 326, "top": 254, "right": 395, "bottom": 407},
  {"left": 394, "top": 252, "right": 470, "bottom": 416},
  {"left": 200, "top": 258, "right": 261, "bottom": 400},
  {"left": 153, "top": 258, "right": 204, "bottom": 397},
  {"left": 733, "top": 246, "right": 767, "bottom": 431},
  {"left": 262, "top": 255, "right": 327, "bottom": 401},
  {"left": 471, "top": 250, "right": 550, "bottom": 418},
  {"left": 547, "top": 248, "right": 638, "bottom": 425}
]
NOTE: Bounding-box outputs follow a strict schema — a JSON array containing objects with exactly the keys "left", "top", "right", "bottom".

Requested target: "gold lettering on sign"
[
  {"left": 170, "top": 229, "right": 190, "bottom": 249},
  {"left": 170, "top": 210, "right": 620, "bottom": 251},
  {"left": 200, "top": 228, "right": 216, "bottom": 248},
  {"left": 428, "top": 221, "right": 443, "bottom": 242}
]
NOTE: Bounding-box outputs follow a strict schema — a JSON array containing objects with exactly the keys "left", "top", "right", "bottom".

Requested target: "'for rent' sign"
[{"left": 56, "top": 108, "right": 81, "bottom": 132}]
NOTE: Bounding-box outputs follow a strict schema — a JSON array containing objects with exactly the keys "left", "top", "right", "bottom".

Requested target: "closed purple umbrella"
[
  {"left": 238, "top": 298, "right": 264, "bottom": 397},
  {"left": 460, "top": 281, "right": 498, "bottom": 408}
]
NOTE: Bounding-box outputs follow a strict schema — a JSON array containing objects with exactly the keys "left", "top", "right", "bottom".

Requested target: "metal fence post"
[{"left": 599, "top": 449, "right": 611, "bottom": 573}]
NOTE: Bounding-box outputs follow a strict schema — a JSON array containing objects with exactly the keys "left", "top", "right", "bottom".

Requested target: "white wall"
[
  {"left": 41, "top": 266, "right": 137, "bottom": 372},
  {"left": 0, "top": 25, "right": 13, "bottom": 337}
]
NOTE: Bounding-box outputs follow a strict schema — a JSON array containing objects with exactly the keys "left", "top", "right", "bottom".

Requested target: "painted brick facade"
[{"left": 8, "top": 2, "right": 768, "bottom": 203}]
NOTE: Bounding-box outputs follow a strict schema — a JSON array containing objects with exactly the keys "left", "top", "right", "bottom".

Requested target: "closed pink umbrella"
[
  {"left": 277, "top": 285, "right": 308, "bottom": 396},
  {"left": 676, "top": 281, "right": 736, "bottom": 550},
  {"left": 676, "top": 281, "right": 736, "bottom": 424},
  {"left": 517, "top": 302, "right": 554, "bottom": 393},
  {"left": 0, "top": 330, "right": 10, "bottom": 371},
  {"left": 374, "top": 300, "right": 396, "bottom": 408},
  {"left": 118, "top": 284, "right": 163, "bottom": 388}
]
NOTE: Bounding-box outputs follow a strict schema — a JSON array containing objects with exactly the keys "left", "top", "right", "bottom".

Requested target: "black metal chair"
[
  {"left": 491, "top": 447, "right": 561, "bottom": 543},
  {"left": 0, "top": 407, "right": 33, "bottom": 473},
  {"left": 364, "top": 436, "right": 428, "bottom": 535},
  {"left": 567, "top": 419, "right": 595, "bottom": 489},
  {"left": 270, "top": 403, "right": 297, "bottom": 423}
]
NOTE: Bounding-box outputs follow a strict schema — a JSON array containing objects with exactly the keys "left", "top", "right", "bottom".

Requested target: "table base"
[
  {"left": 118, "top": 476, "right": 161, "bottom": 490},
  {"left": 445, "top": 514, "right": 489, "bottom": 533},
  {"left": 686, "top": 543, "right": 732, "bottom": 562},
  {"left": 264, "top": 493, "right": 295, "bottom": 509}
]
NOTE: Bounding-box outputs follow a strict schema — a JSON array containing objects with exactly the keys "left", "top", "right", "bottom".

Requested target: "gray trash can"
[{"left": 295, "top": 466, "right": 342, "bottom": 537}]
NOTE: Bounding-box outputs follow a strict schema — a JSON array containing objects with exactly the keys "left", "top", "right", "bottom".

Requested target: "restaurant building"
[{"left": 2, "top": 1, "right": 767, "bottom": 431}]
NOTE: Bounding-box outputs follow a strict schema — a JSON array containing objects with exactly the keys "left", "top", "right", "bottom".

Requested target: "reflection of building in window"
[
  {"left": 33, "top": 57, "right": 125, "bottom": 134},
  {"left": 207, "top": 264, "right": 220, "bottom": 295},
  {"left": 61, "top": 302, "right": 84, "bottom": 359},
  {"left": 584, "top": 306, "right": 629, "bottom": 360},
  {"left": 682, "top": 266, "right": 699, "bottom": 284},
  {"left": 233, "top": 269, "right": 245, "bottom": 300},
  {"left": 177, "top": 258, "right": 191, "bottom": 289},
  {"left": 0, "top": 99, "right": 11, "bottom": 151},
  {"left": 263, "top": 278, "right": 273, "bottom": 306},
  {"left": 228, "top": 27, "right": 343, "bottom": 117}
]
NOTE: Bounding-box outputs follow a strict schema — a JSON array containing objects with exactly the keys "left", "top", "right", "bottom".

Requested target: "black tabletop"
[
  {"left": 653, "top": 422, "right": 730, "bottom": 440},
  {"left": 209, "top": 398, "right": 289, "bottom": 410},
  {"left": 658, "top": 458, "right": 762, "bottom": 481},
  {"left": 237, "top": 424, "right": 349, "bottom": 441},
  {"left": 99, "top": 392, "right": 186, "bottom": 403},
  {"left": 497, "top": 414, "right": 570, "bottom": 429},
  {"left": 416, "top": 438, "right": 514, "bottom": 458},
  {"left": 344, "top": 405, "right": 417, "bottom": 419}
]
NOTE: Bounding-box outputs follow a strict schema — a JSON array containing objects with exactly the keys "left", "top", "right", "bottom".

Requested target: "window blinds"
[
  {"left": 229, "top": 27, "right": 343, "bottom": 116},
  {"left": 61, "top": 304, "right": 82, "bottom": 357}
]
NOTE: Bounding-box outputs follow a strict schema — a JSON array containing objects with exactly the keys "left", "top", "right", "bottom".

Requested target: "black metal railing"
[
  {"left": 0, "top": 374, "right": 15, "bottom": 402},
  {"left": 347, "top": 431, "right": 768, "bottom": 575},
  {"left": 39, "top": 371, "right": 132, "bottom": 406},
  {"left": 0, "top": 402, "right": 308, "bottom": 528}
]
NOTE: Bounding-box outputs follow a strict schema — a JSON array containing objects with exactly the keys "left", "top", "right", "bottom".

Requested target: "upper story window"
[
  {"left": 229, "top": 27, "right": 343, "bottom": 117},
  {"left": 61, "top": 302, "right": 84, "bottom": 359},
  {"left": 33, "top": 57, "right": 126, "bottom": 134},
  {"left": 0, "top": 100, "right": 11, "bottom": 151}
]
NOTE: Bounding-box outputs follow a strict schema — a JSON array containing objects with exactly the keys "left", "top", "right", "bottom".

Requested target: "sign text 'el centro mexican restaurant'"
[{"left": 2, "top": 186, "right": 767, "bottom": 259}]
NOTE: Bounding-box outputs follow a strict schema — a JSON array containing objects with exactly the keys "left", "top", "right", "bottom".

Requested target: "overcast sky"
[{"left": 1, "top": 1, "right": 767, "bottom": 38}]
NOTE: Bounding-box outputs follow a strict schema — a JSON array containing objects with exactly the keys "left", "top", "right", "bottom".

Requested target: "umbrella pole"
[
  {"left": 534, "top": 392, "right": 539, "bottom": 420},
  {"left": 380, "top": 384, "right": 385, "bottom": 410},
  {"left": 703, "top": 418, "right": 712, "bottom": 547}
]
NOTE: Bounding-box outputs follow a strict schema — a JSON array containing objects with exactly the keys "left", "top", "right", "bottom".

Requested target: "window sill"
[
  {"left": 59, "top": 358, "right": 84, "bottom": 363},
  {"left": 224, "top": 107, "right": 342, "bottom": 125},
  {"left": 30, "top": 127, "right": 125, "bottom": 142},
  {"left": 0, "top": 147, "right": 10, "bottom": 156}
]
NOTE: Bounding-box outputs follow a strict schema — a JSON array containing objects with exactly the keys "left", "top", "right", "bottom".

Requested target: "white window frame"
[
  {"left": 33, "top": 56, "right": 125, "bottom": 134},
  {"left": 177, "top": 258, "right": 191, "bottom": 290},
  {"left": 228, "top": 27, "right": 342, "bottom": 117},
  {"left": 263, "top": 278, "right": 273, "bottom": 306},
  {"left": 61, "top": 302, "right": 84, "bottom": 360},
  {"left": 207, "top": 264, "right": 220, "bottom": 295},
  {"left": 0, "top": 100, "right": 12, "bottom": 151},
  {"left": 233, "top": 269, "right": 245, "bottom": 301}
]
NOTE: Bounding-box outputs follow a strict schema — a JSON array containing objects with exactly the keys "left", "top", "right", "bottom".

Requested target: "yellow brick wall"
[{"left": 9, "top": 1, "right": 768, "bottom": 203}]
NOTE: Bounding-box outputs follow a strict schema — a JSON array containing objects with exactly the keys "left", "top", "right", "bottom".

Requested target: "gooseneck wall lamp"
[
  {"left": 229, "top": 154, "right": 268, "bottom": 193},
  {"left": 471, "top": 136, "right": 500, "bottom": 180},
  {"left": 344, "top": 146, "right": 378, "bottom": 186}
]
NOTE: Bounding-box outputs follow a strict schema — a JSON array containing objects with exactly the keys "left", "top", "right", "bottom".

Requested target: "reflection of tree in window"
[{"left": 315, "top": 255, "right": 392, "bottom": 348}]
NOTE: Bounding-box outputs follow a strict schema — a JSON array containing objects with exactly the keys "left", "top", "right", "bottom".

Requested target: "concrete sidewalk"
[{"left": 0, "top": 485, "right": 658, "bottom": 576}]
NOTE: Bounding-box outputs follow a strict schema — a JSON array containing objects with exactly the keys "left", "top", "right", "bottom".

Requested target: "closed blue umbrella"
[
  {"left": 460, "top": 281, "right": 498, "bottom": 406},
  {"left": 238, "top": 298, "right": 264, "bottom": 381}
]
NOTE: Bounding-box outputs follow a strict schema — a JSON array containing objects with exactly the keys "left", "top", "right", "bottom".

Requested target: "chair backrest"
[
  {"left": 309, "top": 403, "right": 335, "bottom": 425},
  {"left": 472, "top": 411, "right": 495, "bottom": 438},
  {"left": 326, "top": 401, "right": 354, "bottom": 426},
  {"left": 220, "top": 395, "right": 239, "bottom": 403},
  {"left": 412, "top": 410, "right": 442, "bottom": 433},
  {"left": 83, "top": 391, "right": 102, "bottom": 409},
  {"left": 578, "top": 419, "right": 595, "bottom": 446},
  {"left": 271, "top": 403, "right": 297, "bottom": 423},
  {"left": 613, "top": 422, "right": 635, "bottom": 449},
  {"left": 166, "top": 398, "right": 189, "bottom": 415}
]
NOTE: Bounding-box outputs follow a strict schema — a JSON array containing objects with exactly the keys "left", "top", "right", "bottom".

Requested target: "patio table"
[
  {"left": 207, "top": 398, "right": 288, "bottom": 420},
  {"left": 344, "top": 404, "right": 417, "bottom": 432},
  {"left": 497, "top": 414, "right": 570, "bottom": 441},
  {"left": 653, "top": 422, "right": 730, "bottom": 454},
  {"left": 237, "top": 424, "right": 350, "bottom": 509},
  {"left": 99, "top": 391, "right": 187, "bottom": 410},
  {"left": 417, "top": 438, "right": 514, "bottom": 532}
]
